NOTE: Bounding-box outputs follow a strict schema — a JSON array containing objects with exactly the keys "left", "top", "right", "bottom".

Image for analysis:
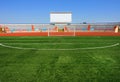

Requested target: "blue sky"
[{"left": 0, "top": 0, "right": 120, "bottom": 23}]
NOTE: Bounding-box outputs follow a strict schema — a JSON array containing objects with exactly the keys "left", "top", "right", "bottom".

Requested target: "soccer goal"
[{"left": 48, "top": 25, "right": 75, "bottom": 36}]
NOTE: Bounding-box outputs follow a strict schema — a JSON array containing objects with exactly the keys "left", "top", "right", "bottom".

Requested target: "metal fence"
[{"left": 0, "top": 24, "right": 118, "bottom": 33}]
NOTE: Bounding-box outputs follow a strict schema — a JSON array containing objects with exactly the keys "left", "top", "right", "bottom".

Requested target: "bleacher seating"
[{"left": 0, "top": 24, "right": 118, "bottom": 33}]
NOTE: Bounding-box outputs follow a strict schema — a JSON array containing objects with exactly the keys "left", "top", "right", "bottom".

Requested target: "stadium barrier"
[
  {"left": 0, "top": 24, "right": 120, "bottom": 36},
  {"left": 114, "top": 25, "right": 119, "bottom": 33},
  {"left": 119, "top": 26, "right": 120, "bottom": 32}
]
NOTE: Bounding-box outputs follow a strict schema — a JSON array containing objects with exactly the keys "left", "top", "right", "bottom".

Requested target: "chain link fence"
[{"left": 0, "top": 24, "right": 119, "bottom": 33}]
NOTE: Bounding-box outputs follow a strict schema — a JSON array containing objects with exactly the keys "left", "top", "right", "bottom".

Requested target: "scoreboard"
[{"left": 50, "top": 12, "right": 72, "bottom": 24}]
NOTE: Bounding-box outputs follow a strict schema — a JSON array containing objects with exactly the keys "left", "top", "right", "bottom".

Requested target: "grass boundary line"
[
  {"left": 0, "top": 43, "right": 119, "bottom": 50},
  {"left": 1, "top": 43, "right": 118, "bottom": 44}
]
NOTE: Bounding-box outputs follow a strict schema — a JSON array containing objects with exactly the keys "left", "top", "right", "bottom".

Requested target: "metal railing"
[{"left": 0, "top": 24, "right": 118, "bottom": 33}]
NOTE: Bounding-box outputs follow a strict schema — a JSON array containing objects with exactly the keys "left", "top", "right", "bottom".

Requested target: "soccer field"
[{"left": 0, "top": 36, "right": 120, "bottom": 82}]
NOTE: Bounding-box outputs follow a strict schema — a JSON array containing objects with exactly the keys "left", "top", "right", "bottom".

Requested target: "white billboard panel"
[{"left": 50, "top": 12, "right": 72, "bottom": 23}]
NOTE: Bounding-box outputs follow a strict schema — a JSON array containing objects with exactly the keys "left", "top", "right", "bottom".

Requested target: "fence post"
[
  {"left": 115, "top": 25, "right": 119, "bottom": 33},
  {"left": 48, "top": 27, "right": 49, "bottom": 36},
  {"left": 88, "top": 24, "right": 91, "bottom": 31},
  {"left": 74, "top": 26, "right": 76, "bottom": 36}
]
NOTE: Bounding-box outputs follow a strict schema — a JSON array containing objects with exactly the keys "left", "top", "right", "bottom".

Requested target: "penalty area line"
[{"left": 0, "top": 43, "right": 119, "bottom": 51}]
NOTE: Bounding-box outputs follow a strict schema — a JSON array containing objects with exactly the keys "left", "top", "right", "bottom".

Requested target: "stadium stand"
[
  {"left": 0, "top": 23, "right": 120, "bottom": 36},
  {"left": 119, "top": 26, "right": 120, "bottom": 32}
]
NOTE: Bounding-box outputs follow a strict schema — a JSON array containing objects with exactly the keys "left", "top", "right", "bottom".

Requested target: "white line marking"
[
  {"left": 0, "top": 39, "right": 119, "bottom": 41},
  {"left": 1, "top": 43, "right": 118, "bottom": 45},
  {"left": 0, "top": 43, "right": 119, "bottom": 50}
]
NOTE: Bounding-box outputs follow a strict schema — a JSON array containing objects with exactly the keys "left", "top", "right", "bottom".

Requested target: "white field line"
[
  {"left": 1, "top": 43, "right": 118, "bottom": 45},
  {"left": 0, "top": 40, "right": 119, "bottom": 41},
  {"left": 0, "top": 43, "right": 119, "bottom": 51}
]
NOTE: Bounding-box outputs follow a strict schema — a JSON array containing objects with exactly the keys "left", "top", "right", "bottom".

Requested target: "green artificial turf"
[{"left": 0, "top": 36, "right": 120, "bottom": 82}]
